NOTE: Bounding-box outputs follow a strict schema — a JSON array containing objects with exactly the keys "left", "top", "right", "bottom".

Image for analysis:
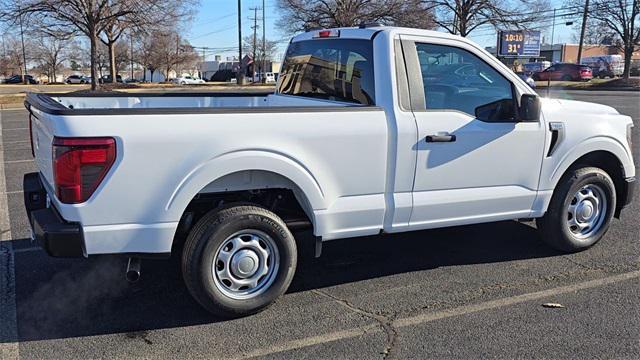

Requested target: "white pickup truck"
[{"left": 23, "top": 26, "right": 635, "bottom": 317}]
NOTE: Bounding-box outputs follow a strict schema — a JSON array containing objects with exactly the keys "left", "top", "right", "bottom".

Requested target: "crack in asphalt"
[
  {"left": 562, "top": 255, "right": 593, "bottom": 270},
  {"left": 312, "top": 289, "right": 398, "bottom": 358}
]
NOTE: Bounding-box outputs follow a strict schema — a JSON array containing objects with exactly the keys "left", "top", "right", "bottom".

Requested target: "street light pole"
[
  {"left": 262, "top": 0, "right": 266, "bottom": 84},
  {"left": 19, "top": 13, "right": 28, "bottom": 84}
]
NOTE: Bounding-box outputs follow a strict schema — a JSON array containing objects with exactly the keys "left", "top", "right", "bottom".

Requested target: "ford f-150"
[{"left": 23, "top": 26, "right": 635, "bottom": 317}]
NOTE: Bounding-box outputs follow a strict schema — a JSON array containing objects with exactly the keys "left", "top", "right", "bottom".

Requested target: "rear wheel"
[
  {"left": 182, "top": 205, "right": 297, "bottom": 318},
  {"left": 562, "top": 75, "right": 572, "bottom": 81},
  {"left": 537, "top": 167, "right": 616, "bottom": 253}
]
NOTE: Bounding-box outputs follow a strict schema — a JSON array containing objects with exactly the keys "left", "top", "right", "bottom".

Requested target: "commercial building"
[{"left": 486, "top": 43, "right": 640, "bottom": 66}]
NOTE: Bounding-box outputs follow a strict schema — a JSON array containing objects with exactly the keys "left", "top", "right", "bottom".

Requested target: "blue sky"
[
  {"left": 188, "top": 0, "right": 577, "bottom": 61},
  {"left": 188, "top": 0, "right": 287, "bottom": 61}
]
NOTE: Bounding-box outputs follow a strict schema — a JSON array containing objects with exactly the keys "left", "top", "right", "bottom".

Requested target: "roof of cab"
[{"left": 290, "top": 26, "right": 470, "bottom": 44}]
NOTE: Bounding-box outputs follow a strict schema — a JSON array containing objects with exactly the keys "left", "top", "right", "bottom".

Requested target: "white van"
[
  {"left": 581, "top": 55, "right": 624, "bottom": 78},
  {"left": 252, "top": 72, "right": 276, "bottom": 83}
]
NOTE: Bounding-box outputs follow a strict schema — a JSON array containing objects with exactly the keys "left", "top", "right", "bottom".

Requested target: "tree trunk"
[
  {"left": 89, "top": 29, "right": 98, "bottom": 91},
  {"left": 108, "top": 42, "right": 117, "bottom": 83},
  {"left": 143, "top": 66, "right": 147, "bottom": 82},
  {"left": 623, "top": 45, "right": 633, "bottom": 80}
]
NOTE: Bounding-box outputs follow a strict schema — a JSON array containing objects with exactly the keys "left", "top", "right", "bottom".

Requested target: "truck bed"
[
  {"left": 25, "top": 91, "right": 388, "bottom": 254},
  {"left": 27, "top": 92, "right": 367, "bottom": 115}
]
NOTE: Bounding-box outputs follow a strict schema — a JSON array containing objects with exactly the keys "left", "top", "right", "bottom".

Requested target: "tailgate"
[{"left": 28, "top": 109, "right": 56, "bottom": 191}]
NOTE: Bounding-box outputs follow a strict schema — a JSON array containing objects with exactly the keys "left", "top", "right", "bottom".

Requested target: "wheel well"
[
  {"left": 570, "top": 150, "right": 626, "bottom": 214},
  {"left": 172, "top": 171, "right": 315, "bottom": 255}
]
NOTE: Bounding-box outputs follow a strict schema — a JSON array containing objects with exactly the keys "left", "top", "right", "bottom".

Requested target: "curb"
[
  {"left": 0, "top": 104, "right": 24, "bottom": 111},
  {"left": 540, "top": 87, "right": 639, "bottom": 92}
]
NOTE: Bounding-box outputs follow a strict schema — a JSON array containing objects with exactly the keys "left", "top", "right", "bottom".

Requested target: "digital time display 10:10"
[{"left": 497, "top": 30, "right": 541, "bottom": 57}]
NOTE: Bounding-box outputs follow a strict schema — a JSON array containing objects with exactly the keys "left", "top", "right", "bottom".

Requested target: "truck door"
[{"left": 399, "top": 37, "right": 546, "bottom": 229}]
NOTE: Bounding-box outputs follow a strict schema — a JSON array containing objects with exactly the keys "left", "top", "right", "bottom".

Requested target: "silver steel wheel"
[
  {"left": 213, "top": 229, "right": 280, "bottom": 300},
  {"left": 566, "top": 184, "right": 608, "bottom": 239}
]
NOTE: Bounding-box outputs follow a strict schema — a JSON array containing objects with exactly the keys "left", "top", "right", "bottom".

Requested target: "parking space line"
[
  {"left": 4, "top": 159, "right": 33, "bottom": 164},
  {"left": 2, "top": 128, "right": 28, "bottom": 131},
  {"left": 237, "top": 270, "right": 640, "bottom": 359},
  {"left": 0, "top": 110, "right": 19, "bottom": 359}
]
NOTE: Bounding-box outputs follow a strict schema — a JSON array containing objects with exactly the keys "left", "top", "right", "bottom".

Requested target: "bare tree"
[
  {"left": 277, "top": 0, "right": 436, "bottom": 33},
  {"left": 570, "top": 0, "right": 639, "bottom": 79},
  {"left": 0, "top": 0, "right": 197, "bottom": 90},
  {"left": 242, "top": 36, "right": 279, "bottom": 75},
  {"left": 1, "top": 35, "right": 32, "bottom": 77},
  {"left": 572, "top": 21, "right": 617, "bottom": 45},
  {"left": 425, "top": 0, "right": 550, "bottom": 37},
  {"left": 33, "top": 32, "right": 70, "bottom": 82}
]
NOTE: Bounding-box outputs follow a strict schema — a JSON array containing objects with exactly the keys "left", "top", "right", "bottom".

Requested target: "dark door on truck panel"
[{"left": 399, "top": 37, "right": 546, "bottom": 228}]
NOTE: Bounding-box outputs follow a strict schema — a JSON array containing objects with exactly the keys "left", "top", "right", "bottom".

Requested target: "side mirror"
[{"left": 519, "top": 94, "right": 541, "bottom": 121}]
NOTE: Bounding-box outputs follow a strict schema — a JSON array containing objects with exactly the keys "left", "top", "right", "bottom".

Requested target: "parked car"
[
  {"left": 4, "top": 74, "right": 38, "bottom": 84},
  {"left": 516, "top": 71, "right": 536, "bottom": 88},
  {"left": 523, "top": 61, "right": 551, "bottom": 73},
  {"left": 65, "top": 75, "right": 88, "bottom": 84},
  {"left": 173, "top": 75, "right": 205, "bottom": 85},
  {"left": 99, "top": 74, "right": 123, "bottom": 83},
  {"left": 581, "top": 55, "right": 624, "bottom": 78},
  {"left": 532, "top": 63, "right": 593, "bottom": 81},
  {"left": 23, "top": 26, "right": 635, "bottom": 318}
]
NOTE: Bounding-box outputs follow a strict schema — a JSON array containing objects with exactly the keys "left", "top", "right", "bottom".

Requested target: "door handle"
[{"left": 426, "top": 133, "right": 456, "bottom": 143}]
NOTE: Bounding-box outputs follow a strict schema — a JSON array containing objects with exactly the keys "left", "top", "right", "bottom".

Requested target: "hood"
[{"left": 541, "top": 98, "right": 620, "bottom": 116}]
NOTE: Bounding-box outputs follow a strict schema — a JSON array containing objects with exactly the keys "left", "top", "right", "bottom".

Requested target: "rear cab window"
[{"left": 277, "top": 39, "right": 375, "bottom": 105}]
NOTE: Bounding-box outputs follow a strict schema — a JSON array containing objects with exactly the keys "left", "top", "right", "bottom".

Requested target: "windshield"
[{"left": 277, "top": 39, "right": 375, "bottom": 105}]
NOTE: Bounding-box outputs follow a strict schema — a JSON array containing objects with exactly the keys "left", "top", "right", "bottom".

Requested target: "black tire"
[
  {"left": 182, "top": 205, "right": 297, "bottom": 318},
  {"left": 562, "top": 75, "right": 572, "bottom": 81},
  {"left": 537, "top": 167, "right": 616, "bottom": 253}
]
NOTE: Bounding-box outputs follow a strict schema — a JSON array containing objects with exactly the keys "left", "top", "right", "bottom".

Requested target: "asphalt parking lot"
[{"left": 0, "top": 90, "right": 639, "bottom": 359}]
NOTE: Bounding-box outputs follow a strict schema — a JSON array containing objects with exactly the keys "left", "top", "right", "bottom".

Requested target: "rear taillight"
[{"left": 52, "top": 137, "right": 116, "bottom": 204}]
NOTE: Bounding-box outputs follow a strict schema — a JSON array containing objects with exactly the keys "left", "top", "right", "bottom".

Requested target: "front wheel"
[
  {"left": 537, "top": 167, "right": 616, "bottom": 253},
  {"left": 182, "top": 205, "right": 297, "bottom": 318}
]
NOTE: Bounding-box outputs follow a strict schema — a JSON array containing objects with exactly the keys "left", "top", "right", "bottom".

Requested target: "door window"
[{"left": 415, "top": 43, "right": 516, "bottom": 122}]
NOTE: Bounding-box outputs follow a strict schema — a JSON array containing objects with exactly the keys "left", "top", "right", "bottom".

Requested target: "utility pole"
[
  {"left": 547, "top": 8, "right": 556, "bottom": 97},
  {"left": 201, "top": 47, "right": 206, "bottom": 79},
  {"left": 130, "top": 33, "right": 134, "bottom": 80},
  {"left": 576, "top": 0, "right": 589, "bottom": 65},
  {"left": 191, "top": 46, "right": 216, "bottom": 80},
  {"left": 262, "top": 0, "right": 266, "bottom": 83},
  {"left": 250, "top": 6, "right": 259, "bottom": 82},
  {"left": 237, "top": 0, "right": 244, "bottom": 85},
  {"left": 550, "top": 8, "right": 556, "bottom": 48},
  {"left": 19, "top": 13, "right": 28, "bottom": 84}
]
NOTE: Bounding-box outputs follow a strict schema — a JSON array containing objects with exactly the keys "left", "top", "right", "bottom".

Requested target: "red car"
[{"left": 532, "top": 63, "right": 593, "bottom": 81}]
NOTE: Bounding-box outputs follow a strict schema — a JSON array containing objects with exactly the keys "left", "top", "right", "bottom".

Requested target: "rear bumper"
[{"left": 23, "top": 172, "right": 85, "bottom": 257}]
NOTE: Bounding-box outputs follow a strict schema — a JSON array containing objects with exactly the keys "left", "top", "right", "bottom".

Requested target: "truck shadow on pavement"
[{"left": 7, "top": 219, "right": 559, "bottom": 342}]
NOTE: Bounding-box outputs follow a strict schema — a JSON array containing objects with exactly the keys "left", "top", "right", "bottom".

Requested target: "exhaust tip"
[
  {"left": 126, "top": 257, "right": 141, "bottom": 283},
  {"left": 126, "top": 269, "right": 141, "bottom": 283}
]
